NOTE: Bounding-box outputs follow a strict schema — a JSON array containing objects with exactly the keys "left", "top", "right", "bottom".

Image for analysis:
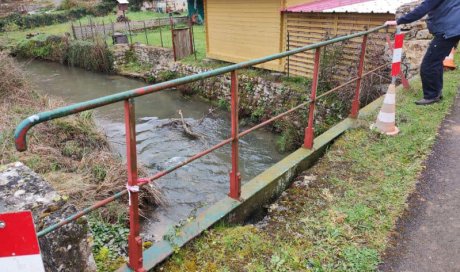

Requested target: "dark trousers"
[{"left": 421, "top": 35, "right": 460, "bottom": 99}]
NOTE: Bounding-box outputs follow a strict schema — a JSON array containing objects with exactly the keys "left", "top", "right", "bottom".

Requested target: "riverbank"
[
  {"left": 155, "top": 60, "right": 460, "bottom": 270},
  {"left": 0, "top": 53, "right": 161, "bottom": 270}
]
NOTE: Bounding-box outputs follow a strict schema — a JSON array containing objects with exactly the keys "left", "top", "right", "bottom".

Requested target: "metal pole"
[
  {"left": 188, "top": 17, "right": 195, "bottom": 59},
  {"left": 124, "top": 99, "right": 145, "bottom": 272},
  {"left": 143, "top": 20, "right": 149, "bottom": 45},
  {"left": 350, "top": 34, "right": 368, "bottom": 118},
  {"left": 170, "top": 14, "right": 177, "bottom": 61},
  {"left": 127, "top": 20, "right": 133, "bottom": 45},
  {"left": 229, "top": 71, "right": 241, "bottom": 200},
  {"left": 102, "top": 19, "right": 106, "bottom": 39},
  {"left": 287, "top": 31, "right": 290, "bottom": 77},
  {"left": 159, "top": 19, "right": 164, "bottom": 47},
  {"left": 71, "top": 22, "right": 77, "bottom": 40},
  {"left": 89, "top": 18, "right": 95, "bottom": 42},
  {"left": 192, "top": 24, "right": 197, "bottom": 60},
  {"left": 79, "top": 19, "right": 84, "bottom": 39},
  {"left": 303, "top": 47, "right": 321, "bottom": 149}
]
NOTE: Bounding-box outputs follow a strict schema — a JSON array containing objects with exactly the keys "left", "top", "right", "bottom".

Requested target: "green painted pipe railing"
[{"left": 14, "top": 25, "right": 388, "bottom": 152}]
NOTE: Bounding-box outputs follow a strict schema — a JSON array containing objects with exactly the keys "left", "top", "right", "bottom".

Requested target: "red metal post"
[
  {"left": 228, "top": 71, "right": 241, "bottom": 200},
  {"left": 303, "top": 48, "right": 321, "bottom": 149},
  {"left": 124, "top": 99, "right": 145, "bottom": 272},
  {"left": 350, "top": 34, "right": 368, "bottom": 118}
]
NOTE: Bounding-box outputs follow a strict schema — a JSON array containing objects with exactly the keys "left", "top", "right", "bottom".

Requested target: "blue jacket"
[{"left": 397, "top": 0, "right": 460, "bottom": 39}]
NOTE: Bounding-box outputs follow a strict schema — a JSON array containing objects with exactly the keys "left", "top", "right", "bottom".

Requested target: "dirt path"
[{"left": 380, "top": 90, "right": 460, "bottom": 272}]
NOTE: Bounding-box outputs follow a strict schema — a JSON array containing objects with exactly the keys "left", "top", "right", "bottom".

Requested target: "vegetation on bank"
[
  {"left": 14, "top": 34, "right": 114, "bottom": 72},
  {"left": 0, "top": 0, "right": 115, "bottom": 33},
  {"left": 0, "top": 53, "right": 161, "bottom": 270},
  {"left": 157, "top": 60, "right": 460, "bottom": 271},
  {"left": 0, "top": 9, "right": 182, "bottom": 48}
]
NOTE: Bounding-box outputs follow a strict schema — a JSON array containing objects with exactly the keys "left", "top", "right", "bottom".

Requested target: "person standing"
[{"left": 386, "top": 0, "right": 460, "bottom": 105}]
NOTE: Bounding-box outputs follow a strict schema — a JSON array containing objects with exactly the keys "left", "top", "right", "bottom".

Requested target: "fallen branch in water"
[
  {"left": 178, "top": 110, "right": 203, "bottom": 139},
  {"left": 197, "top": 107, "right": 217, "bottom": 126},
  {"left": 159, "top": 110, "right": 204, "bottom": 139}
]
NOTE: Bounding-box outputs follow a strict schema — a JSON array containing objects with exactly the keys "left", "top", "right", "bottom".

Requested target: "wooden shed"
[
  {"left": 282, "top": 0, "right": 415, "bottom": 77},
  {"left": 204, "top": 0, "right": 413, "bottom": 76},
  {"left": 204, "top": 0, "right": 313, "bottom": 72}
]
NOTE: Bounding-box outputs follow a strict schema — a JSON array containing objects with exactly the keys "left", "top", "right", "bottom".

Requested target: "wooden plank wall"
[
  {"left": 284, "top": 12, "right": 394, "bottom": 79},
  {"left": 205, "top": 0, "right": 284, "bottom": 71}
]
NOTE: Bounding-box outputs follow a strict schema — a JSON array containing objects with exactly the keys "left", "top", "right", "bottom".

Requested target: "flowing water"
[{"left": 23, "top": 60, "right": 284, "bottom": 241}]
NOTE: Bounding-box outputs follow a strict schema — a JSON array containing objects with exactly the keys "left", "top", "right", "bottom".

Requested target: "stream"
[{"left": 23, "top": 60, "right": 284, "bottom": 241}]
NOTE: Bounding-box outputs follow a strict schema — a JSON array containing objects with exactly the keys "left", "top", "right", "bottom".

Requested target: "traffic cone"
[
  {"left": 443, "top": 48, "right": 456, "bottom": 70},
  {"left": 372, "top": 83, "right": 399, "bottom": 136}
]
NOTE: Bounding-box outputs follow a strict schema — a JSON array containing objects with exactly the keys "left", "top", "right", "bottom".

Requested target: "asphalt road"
[{"left": 380, "top": 91, "right": 460, "bottom": 272}]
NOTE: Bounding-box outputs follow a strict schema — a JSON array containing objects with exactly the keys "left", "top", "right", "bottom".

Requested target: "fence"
[
  {"left": 71, "top": 15, "right": 188, "bottom": 45},
  {"left": 284, "top": 12, "right": 394, "bottom": 78},
  {"left": 15, "top": 24, "right": 396, "bottom": 271}
]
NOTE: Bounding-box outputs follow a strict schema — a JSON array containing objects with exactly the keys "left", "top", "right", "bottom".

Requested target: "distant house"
[
  {"left": 142, "top": 0, "right": 187, "bottom": 13},
  {"left": 204, "top": 0, "right": 413, "bottom": 76},
  {"left": 142, "top": 0, "right": 166, "bottom": 12},
  {"left": 167, "top": 0, "right": 187, "bottom": 13}
]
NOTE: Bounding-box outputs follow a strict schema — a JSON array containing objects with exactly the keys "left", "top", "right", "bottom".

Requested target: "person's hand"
[{"left": 385, "top": 20, "right": 397, "bottom": 26}]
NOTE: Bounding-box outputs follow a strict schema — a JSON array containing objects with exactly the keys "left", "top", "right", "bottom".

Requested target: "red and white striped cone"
[
  {"left": 372, "top": 31, "right": 404, "bottom": 136},
  {"left": 373, "top": 84, "right": 399, "bottom": 135},
  {"left": 391, "top": 32, "right": 404, "bottom": 78}
]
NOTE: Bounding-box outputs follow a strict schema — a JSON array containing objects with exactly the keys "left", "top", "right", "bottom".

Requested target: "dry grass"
[{"left": 0, "top": 52, "right": 163, "bottom": 222}]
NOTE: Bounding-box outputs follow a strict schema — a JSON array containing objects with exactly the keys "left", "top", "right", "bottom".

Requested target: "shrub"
[
  {"left": 15, "top": 34, "right": 69, "bottom": 63},
  {"left": 59, "top": 0, "right": 81, "bottom": 10},
  {"left": 66, "top": 39, "right": 114, "bottom": 73},
  {"left": 14, "top": 34, "right": 114, "bottom": 73},
  {"left": 0, "top": 3, "right": 115, "bottom": 32}
]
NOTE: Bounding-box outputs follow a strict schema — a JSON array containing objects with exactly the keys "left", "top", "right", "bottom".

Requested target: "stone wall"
[
  {"left": 112, "top": 43, "right": 174, "bottom": 69},
  {"left": 0, "top": 162, "right": 96, "bottom": 272},
  {"left": 396, "top": 0, "right": 432, "bottom": 78},
  {"left": 147, "top": 62, "right": 298, "bottom": 118},
  {"left": 144, "top": 61, "right": 358, "bottom": 151},
  {"left": 111, "top": 45, "right": 312, "bottom": 131}
]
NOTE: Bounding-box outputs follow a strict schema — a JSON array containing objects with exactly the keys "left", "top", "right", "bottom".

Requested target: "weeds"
[
  {"left": 0, "top": 53, "right": 162, "bottom": 219},
  {"left": 0, "top": 52, "right": 164, "bottom": 270}
]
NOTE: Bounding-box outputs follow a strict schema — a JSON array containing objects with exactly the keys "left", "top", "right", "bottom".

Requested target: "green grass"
[
  {"left": 79, "top": 10, "right": 186, "bottom": 25},
  {"left": 119, "top": 25, "right": 205, "bottom": 53},
  {"left": 0, "top": 11, "right": 185, "bottom": 47},
  {"left": 156, "top": 61, "right": 460, "bottom": 271}
]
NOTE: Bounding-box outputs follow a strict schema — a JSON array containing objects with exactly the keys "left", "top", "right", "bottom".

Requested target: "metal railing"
[{"left": 15, "top": 24, "right": 397, "bottom": 271}]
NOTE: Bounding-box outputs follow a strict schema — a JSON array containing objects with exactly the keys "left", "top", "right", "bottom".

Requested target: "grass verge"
[{"left": 156, "top": 65, "right": 460, "bottom": 271}]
